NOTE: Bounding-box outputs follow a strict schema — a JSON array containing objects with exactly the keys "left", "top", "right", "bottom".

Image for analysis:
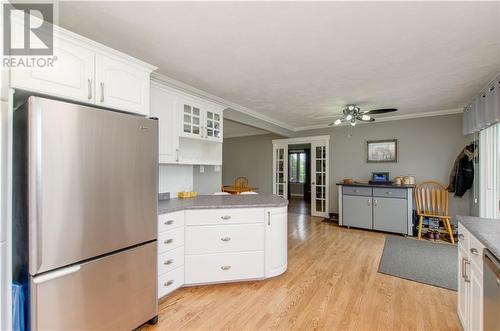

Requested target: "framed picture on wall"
[{"left": 367, "top": 139, "right": 398, "bottom": 163}]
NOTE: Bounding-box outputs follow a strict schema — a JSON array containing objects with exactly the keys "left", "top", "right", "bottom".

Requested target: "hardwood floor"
[{"left": 144, "top": 205, "right": 460, "bottom": 331}]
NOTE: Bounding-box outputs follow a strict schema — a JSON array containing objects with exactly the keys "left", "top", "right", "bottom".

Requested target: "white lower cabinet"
[
  {"left": 157, "top": 206, "right": 288, "bottom": 298},
  {"left": 157, "top": 212, "right": 185, "bottom": 300},
  {"left": 457, "top": 223, "right": 484, "bottom": 331}
]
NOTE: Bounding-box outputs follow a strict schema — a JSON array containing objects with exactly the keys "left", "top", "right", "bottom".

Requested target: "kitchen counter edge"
[
  {"left": 457, "top": 215, "right": 500, "bottom": 260},
  {"left": 158, "top": 194, "right": 289, "bottom": 214}
]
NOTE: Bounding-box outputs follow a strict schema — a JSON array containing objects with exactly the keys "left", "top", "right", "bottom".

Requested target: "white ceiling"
[
  {"left": 58, "top": 1, "right": 500, "bottom": 129},
  {"left": 223, "top": 119, "right": 269, "bottom": 139}
]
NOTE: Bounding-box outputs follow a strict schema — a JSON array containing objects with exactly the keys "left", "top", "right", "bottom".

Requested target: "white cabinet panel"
[
  {"left": 158, "top": 211, "right": 184, "bottom": 233},
  {"left": 151, "top": 84, "right": 179, "bottom": 163},
  {"left": 158, "top": 227, "right": 184, "bottom": 254},
  {"left": 185, "top": 251, "right": 264, "bottom": 285},
  {"left": 458, "top": 246, "right": 469, "bottom": 329},
  {"left": 158, "top": 266, "right": 184, "bottom": 299},
  {"left": 11, "top": 34, "right": 95, "bottom": 102},
  {"left": 185, "top": 224, "right": 264, "bottom": 255},
  {"left": 265, "top": 207, "right": 287, "bottom": 278},
  {"left": 158, "top": 246, "right": 184, "bottom": 276},
  {"left": 470, "top": 262, "right": 483, "bottom": 331},
  {"left": 185, "top": 208, "right": 264, "bottom": 226},
  {"left": 95, "top": 53, "right": 150, "bottom": 115}
]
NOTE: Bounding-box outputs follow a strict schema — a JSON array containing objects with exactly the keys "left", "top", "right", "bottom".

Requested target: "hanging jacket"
[{"left": 448, "top": 145, "right": 476, "bottom": 197}]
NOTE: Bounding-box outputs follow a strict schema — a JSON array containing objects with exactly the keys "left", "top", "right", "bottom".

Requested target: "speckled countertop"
[
  {"left": 158, "top": 194, "right": 288, "bottom": 214},
  {"left": 457, "top": 215, "right": 500, "bottom": 259}
]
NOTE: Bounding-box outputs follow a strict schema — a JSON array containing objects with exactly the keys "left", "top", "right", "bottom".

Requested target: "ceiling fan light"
[
  {"left": 361, "top": 115, "right": 371, "bottom": 121},
  {"left": 350, "top": 121, "right": 356, "bottom": 126},
  {"left": 348, "top": 105, "right": 354, "bottom": 111},
  {"left": 334, "top": 119, "right": 342, "bottom": 125},
  {"left": 345, "top": 114, "right": 352, "bottom": 121}
]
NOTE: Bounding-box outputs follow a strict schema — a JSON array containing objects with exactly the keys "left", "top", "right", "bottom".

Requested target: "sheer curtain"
[{"left": 479, "top": 122, "right": 500, "bottom": 218}]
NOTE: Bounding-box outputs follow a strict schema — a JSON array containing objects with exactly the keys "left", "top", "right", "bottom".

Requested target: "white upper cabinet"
[
  {"left": 10, "top": 32, "right": 95, "bottom": 103},
  {"left": 150, "top": 83, "right": 179, "bottom": 163},
  {"left": 179, "top": 98, "right": 224, "bottom": 143},
  {"left": 10, "top": 23, "right": 156, "bottom": 115},
  {"left": 95, "top": 54, "right": 150, "bottom": 115}
]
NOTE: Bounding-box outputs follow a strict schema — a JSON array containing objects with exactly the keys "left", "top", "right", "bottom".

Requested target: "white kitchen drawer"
[
  {"left": 158, "top": 246, "right": 184, "bottom": 276},
  {"left": 468, "top": 232, "right": 485, "bottom": 271},
  {"left": 185, "top": 208, "right": 265, "bottom": 226},
  {"left": 158, "top": 227, "right": 184, "bottom": 254},
  {"left": 458, "top": 223, "right": 470, "bottom": 253},
  {"left": 158, "top": 211, "right": 185, "bottom": 233},
  {"left": 158, "top": 266, "right": 184, "bottom": 299},
  {"left": 185, "top": 251, "right": 264, "bottom": 284},
  {"left": 185, "top": 224, "right": 264, "bottom": 255}
]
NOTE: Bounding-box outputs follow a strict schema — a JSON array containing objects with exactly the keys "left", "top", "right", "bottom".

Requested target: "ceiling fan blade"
[
  {"left": 356, "top": 116, "right": 375, "bottom": 122},
  {"left": 364, "top": 108, "right": 398, "bottom": 115}
]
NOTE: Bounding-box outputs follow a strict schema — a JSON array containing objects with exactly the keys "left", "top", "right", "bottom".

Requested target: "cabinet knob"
[
  {"left": 367, "top": 199, "right": 371, "bottom": 206},
  {"left": 221, "top": 215, "right": 231, "bottom": 220},
  {"left": 164, "top": 259, "right": 174, "bottom": 265},
  {"left": 164, "top": 280, "right": 174, "bottom": 287},
  {"left": 220, "top": 265, "right": 231, "bottom": 271},
  {"left": 164, "top": 239, "right": 174, "bottom": 244},
  {"left": 164, "top": 220, "right": 174, "bottom": 225},
  {"left": 221, "top": 237, "right": 231, "bottom": 242}
]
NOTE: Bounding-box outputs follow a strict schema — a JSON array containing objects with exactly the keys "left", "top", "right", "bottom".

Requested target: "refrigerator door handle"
[{"left": 32, "top": 265, "right": 81, "bottom": 284}]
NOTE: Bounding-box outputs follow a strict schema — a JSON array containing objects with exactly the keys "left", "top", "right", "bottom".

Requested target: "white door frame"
[{"left": 272, "top": 135, "right": 330, "bottom": 217}]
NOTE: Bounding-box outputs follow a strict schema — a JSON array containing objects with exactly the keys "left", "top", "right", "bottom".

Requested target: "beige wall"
[{"left": 222, "top": 114, "right": 473, "bottom": 220}]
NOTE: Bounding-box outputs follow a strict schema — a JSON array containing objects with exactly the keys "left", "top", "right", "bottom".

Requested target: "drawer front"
[
  {"left": 158, "top": 227, "right": 184, "bottom": 254},
  {"left": 185, "top": 224, "right": 264, "bottom": 255},
  {"left": 343, "top": 186, "right": 372, "bottom": 197},
  {"left": 158, "top": 266, "right": 184, "bottom": 299},
  {"left": 185, "top": 208, "right": 265, "bottom": 226},
  {"left": 158, "top": 211, "right": 185, "bottom": 233},
  {"left": 372, "top": 188, "right": 407, "bottom": 199},
  {"left": 158, "top": 246, "right": 184, "bottom": 276},
  {"left": 185, "top": 251, "right": 264, "bottom": 284},
  {"left": 458, "top": 223, "right": 470, "bottom": 252},
  {"left": 469, "top": 232, "right": 485, "bottom": 271}
]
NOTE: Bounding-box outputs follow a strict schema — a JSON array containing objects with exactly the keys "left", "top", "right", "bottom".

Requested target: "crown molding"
[
  {"left": 151, "top": 72, "right": 295, "bottom": 131},
  {"left": 224, "top": 131, "right": 270, "bottom": 139},
  {"left": 293, "top": 108, "right": 464, "bottom": 131}
]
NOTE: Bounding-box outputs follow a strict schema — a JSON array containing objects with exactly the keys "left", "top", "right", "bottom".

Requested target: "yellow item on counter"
[{"left": 178, "top": 191, "right": 197, "bottom": 199}]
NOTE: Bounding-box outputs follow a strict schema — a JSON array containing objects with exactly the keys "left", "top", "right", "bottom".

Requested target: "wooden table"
[{"left": 222, "top": 186, "right": 258, "bottom": 195}]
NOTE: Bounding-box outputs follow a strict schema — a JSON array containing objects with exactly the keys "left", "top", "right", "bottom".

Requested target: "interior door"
[
  {"left": 311, "top": 141, "right": 329, "bottom": 217},
  {"left": 273, "top": 144, "right": 288, "bottom": 199}
]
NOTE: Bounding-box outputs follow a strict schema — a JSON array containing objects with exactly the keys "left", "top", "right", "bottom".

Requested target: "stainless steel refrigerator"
[{"left": 13, "top": 96, "right": 158, "bottom": 330}]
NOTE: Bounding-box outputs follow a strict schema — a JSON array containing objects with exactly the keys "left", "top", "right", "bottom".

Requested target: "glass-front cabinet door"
[
  {"left": 181, "top": 103, "right": 201, "bottom": 138},
  {"left": 205, "top": 109, "right": 223, "bottom": 142},
  {"left": 311, "top": 141, "right": 329, "bottom": 217},
  {"left": 273, "top": 144, "right": 288, "bottom": 199}
]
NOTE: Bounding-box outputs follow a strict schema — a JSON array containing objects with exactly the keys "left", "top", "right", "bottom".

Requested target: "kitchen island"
[{"left": 156, "top": 194, "right": 288, "bottom": 299}]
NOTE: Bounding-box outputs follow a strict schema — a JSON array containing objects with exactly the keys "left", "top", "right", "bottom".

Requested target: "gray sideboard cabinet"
[{"left": 338, "top": 184, "right": 414, "bottom": 235}]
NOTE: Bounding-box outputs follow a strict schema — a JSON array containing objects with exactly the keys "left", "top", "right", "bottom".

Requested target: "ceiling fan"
[{"left": 328, "top": 105, "right": 398, "bottom": 127}]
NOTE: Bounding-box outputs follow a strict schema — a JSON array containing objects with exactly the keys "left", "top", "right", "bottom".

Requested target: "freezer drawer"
[{"left": 30, "top": 242, "right": 157, "bottom": 331}]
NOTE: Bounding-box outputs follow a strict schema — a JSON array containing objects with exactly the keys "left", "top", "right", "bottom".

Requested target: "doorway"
[
  {"left": 288, "top": 145, "right": 311, "bottom": 215},
  {"left": 272, "top": 136, "right": 330, "bottom": 217}
]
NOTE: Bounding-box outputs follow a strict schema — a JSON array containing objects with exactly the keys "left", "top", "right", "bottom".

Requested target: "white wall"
[
  {"left": 159, "top": 164, "right": 193, "bottom": 195},
  {"left": 223, "top": 114, "right": 472, "bottom": 220},
  {"left": 159, "top": 164, "right": 222, "bottom": 196}
]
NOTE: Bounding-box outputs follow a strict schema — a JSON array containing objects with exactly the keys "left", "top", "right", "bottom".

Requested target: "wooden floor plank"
[{"left": 143, "top": 200, "right": 460, "bottom": 331}]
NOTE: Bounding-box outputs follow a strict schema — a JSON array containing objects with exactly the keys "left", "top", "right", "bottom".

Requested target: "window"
[
  {"left": 289, "top": 151, "right": 306, "bottom": 183},
  {"left": 479, "top": 122, "right": 500, "bottom": 218}
]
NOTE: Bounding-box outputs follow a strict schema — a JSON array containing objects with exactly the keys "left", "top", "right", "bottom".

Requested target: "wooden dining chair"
[
  {"left": 414, "top": 181, "right": 455, "bottom": 244},
  {"left": 233, "top": 177, "right": 249, "bottom": 189}
]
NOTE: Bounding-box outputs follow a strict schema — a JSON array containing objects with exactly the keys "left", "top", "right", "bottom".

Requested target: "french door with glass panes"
[
  {"left": 273, "top": 144, "right": 288, "bottom": 199},
  {"left": 311, "top": 141, "right": 329, "bottom": 217}
]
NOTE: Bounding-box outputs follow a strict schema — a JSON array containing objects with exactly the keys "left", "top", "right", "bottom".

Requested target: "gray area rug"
[{"left": 378, "top": 236, "right": 457, "bottom": 291}]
